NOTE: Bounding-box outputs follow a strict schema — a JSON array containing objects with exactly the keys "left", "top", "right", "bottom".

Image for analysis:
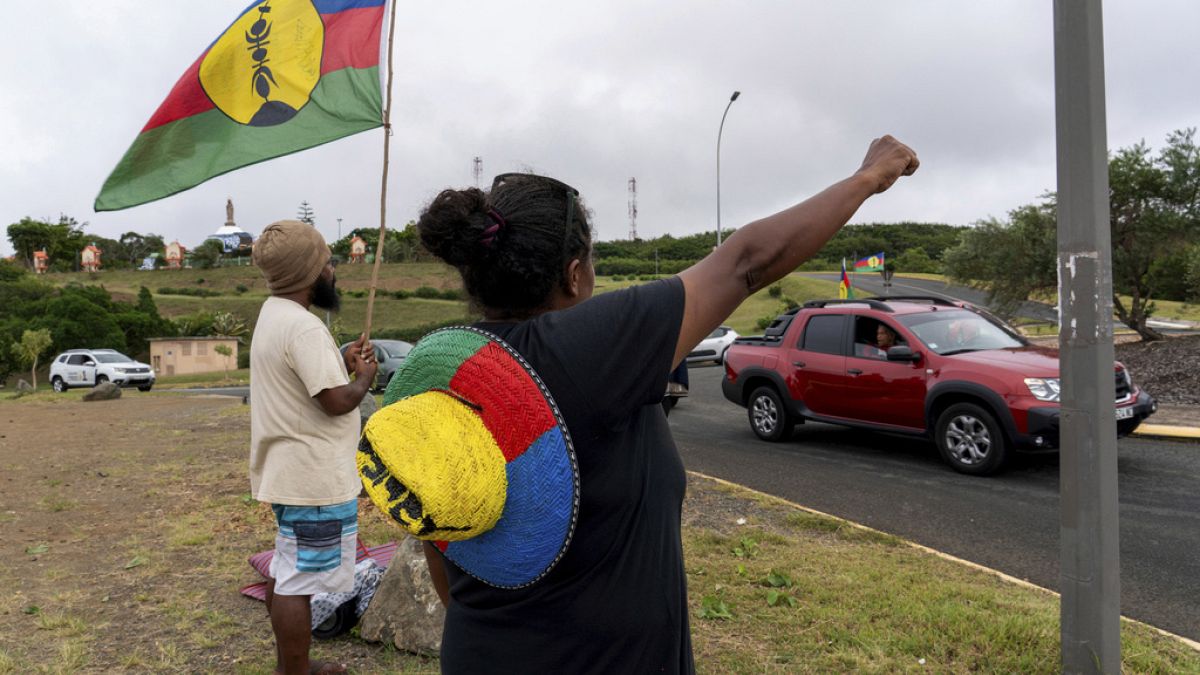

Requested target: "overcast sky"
[{"left": 2, "top": 1, "right": 1197, "bottom": 257}]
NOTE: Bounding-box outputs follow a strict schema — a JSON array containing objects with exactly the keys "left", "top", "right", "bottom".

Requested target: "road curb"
[
  {"left": 687, "top": 470, "right": 1200, "bottom": 654},
  {"left": 1132, "top": 424, "right": 1200, "bottom": 440}
]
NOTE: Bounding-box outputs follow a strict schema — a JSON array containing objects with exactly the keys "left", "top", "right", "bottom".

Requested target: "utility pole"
[
  {"left": 337, "top": 217, "right": 343, "bottom": 241},
  {"left": 1054, "top": 1, "right": 1120, "bottom": 672},
  {"left": 628, "top": 177, "right": 638, "bottom": 240},
  {"left": 473, "top": 156, "right": 483, "bottom": 188}
]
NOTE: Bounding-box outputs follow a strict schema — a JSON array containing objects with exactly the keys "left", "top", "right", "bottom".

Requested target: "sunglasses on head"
[{"left": 491, "top": 173, "right": 581, "bottom": 251}]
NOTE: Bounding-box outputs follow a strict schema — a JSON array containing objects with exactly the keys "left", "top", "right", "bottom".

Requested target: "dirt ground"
[
  {"left": 0, "top": 394, "right": 436, "bottom": 673},
  {"left": 0, "top": 393, "right": 765, "bottom": 673}
]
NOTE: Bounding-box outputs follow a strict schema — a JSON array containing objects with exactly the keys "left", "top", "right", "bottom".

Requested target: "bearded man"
[{"left": 249, "top": 220, "right": 377, "bottom": 675}]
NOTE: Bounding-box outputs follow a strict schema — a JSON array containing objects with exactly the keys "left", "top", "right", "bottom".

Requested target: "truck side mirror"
[
  {"left": 83, "top": 360, "right": 96, "bottom": 367},
  {"left": 887, "top": 346, "right": 920, "bottom": 363}
]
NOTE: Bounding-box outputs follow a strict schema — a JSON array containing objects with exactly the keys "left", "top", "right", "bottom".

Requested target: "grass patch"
[
  {"left": 39, "top": 495, "right": 77, "bottom": 512},
  {"left": 725, "top": 275, "right": 843, "bottom": 335},
  {"left": 685, "top": 480, "right": 1200, "bottom": 673},
  {"left": 155, "top": 368, "right": 250, "bottom": 388}
]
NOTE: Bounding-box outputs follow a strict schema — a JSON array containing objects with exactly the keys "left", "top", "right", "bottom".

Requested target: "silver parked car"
[
  {"left": 338, "top": 339, "right": 413, "bottom": 392},
  {"left": 687, "top": 326, "right": 739, "bottom": 365}
]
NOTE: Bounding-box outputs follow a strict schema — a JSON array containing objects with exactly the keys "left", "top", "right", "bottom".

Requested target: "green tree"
[
  {"left": 298, "top": 201, "right": 315, "bottom": 225},
  {"left": 6, "top": 215, "right": 88, "bottom": 269},
  {"left": 42, "top": 289, "right": 127, "bottom": 353},
  {"left": 213, "top": 344, "right": 234, "bottom": 379},
  {"left": 893, "top": 246, "right": 940, "bottom": 274},
  {"left": 11, "top": 328, "right": 52, "bottom": 390},
  {"left": 118, "top": 232, "right": 166, "bottom": 266},
  {"left": 191, "top": 239, "right": 224, "bottom": 270},
  {"left": 944, "top": 129, "right": 1200, "bottom": 339},
  {"left": 942, "top": 200, "right": 1058, "bottom": 318},
  {"left": 1108, "top": 129, "right": 1200, "bottom": 340}
]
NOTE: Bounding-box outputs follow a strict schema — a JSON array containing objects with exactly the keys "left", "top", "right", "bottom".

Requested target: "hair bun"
[{"left": 417, "top": 188, "right": 490, "bottom": 266}]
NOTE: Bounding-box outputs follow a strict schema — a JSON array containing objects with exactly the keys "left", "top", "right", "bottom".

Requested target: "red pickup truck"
[{"left": 721, "top": 296, "right": 1157, "bottom": 475}]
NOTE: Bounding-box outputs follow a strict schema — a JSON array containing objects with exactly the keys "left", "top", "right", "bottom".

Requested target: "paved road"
[{"left": 670, "top": 365, "right": 1200, "bottom": 641}]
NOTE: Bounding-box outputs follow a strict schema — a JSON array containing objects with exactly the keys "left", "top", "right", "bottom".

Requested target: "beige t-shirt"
[{"left": 249, "top": 296, "right": 360, "bottom": 505}]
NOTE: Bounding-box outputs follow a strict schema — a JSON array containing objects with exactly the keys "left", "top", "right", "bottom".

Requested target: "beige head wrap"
[{"left": 252, "top": 220, "right": 331, "bottom": 295}]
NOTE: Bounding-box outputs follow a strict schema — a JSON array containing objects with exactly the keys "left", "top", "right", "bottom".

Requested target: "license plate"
[{"left": 1116, "top": 406, "right": 1135, "bottom": 420}]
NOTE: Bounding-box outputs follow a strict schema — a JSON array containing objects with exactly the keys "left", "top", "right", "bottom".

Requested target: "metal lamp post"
[{"left": 716, "top": 90, "right": 741, "bottom": 248}]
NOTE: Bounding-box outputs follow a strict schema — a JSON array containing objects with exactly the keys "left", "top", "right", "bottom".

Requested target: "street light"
[{"left": 716, "top": 90, "right": 741, "bottom": 248}]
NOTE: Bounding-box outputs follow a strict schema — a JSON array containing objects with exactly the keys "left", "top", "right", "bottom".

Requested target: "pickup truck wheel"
[
  {"left": 748, "top": 386, "right": 793, "bottom": 442},
  {"left": 935, "top": 403, "right": 1008, "bottom": 476},
  {"left": 96, "top": 375, "right": 110, "bottom": 385},
  {"left": 52, "top": 377, "right": 67, "bottom": 393}
]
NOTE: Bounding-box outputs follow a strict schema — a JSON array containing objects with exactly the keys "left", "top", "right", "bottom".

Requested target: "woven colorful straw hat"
[{"left": 358, "top": 326, "right": 579, "bottom": 589}]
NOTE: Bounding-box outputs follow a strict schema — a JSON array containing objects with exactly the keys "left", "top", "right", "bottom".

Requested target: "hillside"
[{"left": 37, "top": 264, "right": 843, "bottom": 339}]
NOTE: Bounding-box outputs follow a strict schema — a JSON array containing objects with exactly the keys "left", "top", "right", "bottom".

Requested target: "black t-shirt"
[{"left": 439, "top": 276, "right": 694, "bottom": 675}]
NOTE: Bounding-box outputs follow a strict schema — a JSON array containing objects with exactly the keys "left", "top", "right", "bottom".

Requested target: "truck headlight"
[{"left": 1025, "top": 377, "right": 1061, "bottom": 402}]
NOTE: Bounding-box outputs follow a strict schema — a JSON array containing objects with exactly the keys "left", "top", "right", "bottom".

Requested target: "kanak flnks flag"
[
  {"left": 95, "top": 0, "right": 389, "bottom": 212},
  {"left": 854, "top": 252, "right": 885, "bottom": 272},
  {"left": 839, "top": 258, "right": 853, "bottom": 299}
]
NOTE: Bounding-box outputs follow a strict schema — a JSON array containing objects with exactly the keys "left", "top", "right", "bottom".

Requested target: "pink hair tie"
[{"left": 481, "top": 208, "right": 506, "bottom": 248}]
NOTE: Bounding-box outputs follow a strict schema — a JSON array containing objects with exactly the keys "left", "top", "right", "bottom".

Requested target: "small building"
[
  {"left": 349, "top": 236, "right": 367, "bottom": 263},
  {"left": 149, "top": 337, "right": 239, "bottom": 377},
  {"left": 81, "top": 244, "right": 102, "bottom": 272},
  {"left": 33, "top": 250, "right": 49, "bottom": 274},
  {"left": 165, "top": 241, "right": 187, "bottom": 269}
]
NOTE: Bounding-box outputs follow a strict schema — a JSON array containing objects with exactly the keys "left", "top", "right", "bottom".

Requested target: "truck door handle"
[
  {"left": 792, "top": 361, "right": 805, "bottom": 368},
  {"left": 847, "top": 368, "right": 863, "bottom": 375}
]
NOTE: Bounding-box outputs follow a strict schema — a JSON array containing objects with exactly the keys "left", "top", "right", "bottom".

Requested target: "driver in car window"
[{"left": 856, "top": 323, "right": 899, "bottom": 359}]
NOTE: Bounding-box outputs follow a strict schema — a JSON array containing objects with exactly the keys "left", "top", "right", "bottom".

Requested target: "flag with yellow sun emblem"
[{"left": 96, "top": 0, "right": 388, "bottom": 211}]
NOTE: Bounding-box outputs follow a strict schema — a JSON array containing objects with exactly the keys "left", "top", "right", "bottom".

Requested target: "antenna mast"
[
  {"left": 628, "top": 177, "right": 638, "bottom": 240},
  {"left": 473, "top": 156, "right": 483, "bottom": 188}
]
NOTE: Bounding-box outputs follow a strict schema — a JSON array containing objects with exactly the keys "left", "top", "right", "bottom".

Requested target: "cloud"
[{"left": 2, "top": 1, "right": 1197, "bottom": 257}]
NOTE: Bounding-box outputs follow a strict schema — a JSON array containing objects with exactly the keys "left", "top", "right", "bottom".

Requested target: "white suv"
[{"left": 49, "top": 349, "right": 156, "bottom": 392}]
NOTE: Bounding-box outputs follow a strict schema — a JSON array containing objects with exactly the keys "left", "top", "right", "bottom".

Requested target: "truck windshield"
[{"left": 897, "top": 310, "right": 1025, "bottom": 355}]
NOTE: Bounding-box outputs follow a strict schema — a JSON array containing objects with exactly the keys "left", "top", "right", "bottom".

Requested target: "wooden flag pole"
[{"left": 363, "top": 0, "right": 399, "bottom": 339}]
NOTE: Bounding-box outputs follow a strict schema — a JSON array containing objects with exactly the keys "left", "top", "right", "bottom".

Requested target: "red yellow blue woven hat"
[{"left": 358, "top": 326, "right": 579, "bottom": 589}]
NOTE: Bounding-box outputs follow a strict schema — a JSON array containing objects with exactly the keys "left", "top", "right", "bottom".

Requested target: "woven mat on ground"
[{"left": 239, "top": 540, "right": 399, "bottom": 601}]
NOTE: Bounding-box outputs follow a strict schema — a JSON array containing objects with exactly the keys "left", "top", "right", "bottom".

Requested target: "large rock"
[
  {"left": 83, "top": 382, "right": 122, "bottom": 402},
  {"left": 358, "top": 536, "right": 445, "bottom": 656}
]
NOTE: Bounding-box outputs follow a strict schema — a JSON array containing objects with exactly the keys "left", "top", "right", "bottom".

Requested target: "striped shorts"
[{"left": 269, "top": 500, "right": 358, "bottom": 596}]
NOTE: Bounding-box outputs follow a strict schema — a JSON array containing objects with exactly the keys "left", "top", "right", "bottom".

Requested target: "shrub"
[
  {"left": 768, "top": 285, "right": 783, "bottom": 298},
  {"left": 440, "top": 288, "right": 464, "bottom": 301},
  {"left": 237, "top": 349, "right": 250, "bottom": 369},
  {"left": 756, "top": 314, "right": 778, "bottom": 331},
  {"left": 392, "top": 289, "right": 411, "bottom": 300},
  {"left": 413, "top": 286, "right": 441, "bottom": 299},
  {"left": 235, "top": 284, "right": 249, "bottom": 294},
  {"left": 157, "top": 287, "right": 221, "bottom": 298}
]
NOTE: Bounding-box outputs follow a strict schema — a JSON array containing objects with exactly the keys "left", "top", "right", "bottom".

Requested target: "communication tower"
[{"left": 628, "top": 177, "right": 638, "bottom": 240}]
